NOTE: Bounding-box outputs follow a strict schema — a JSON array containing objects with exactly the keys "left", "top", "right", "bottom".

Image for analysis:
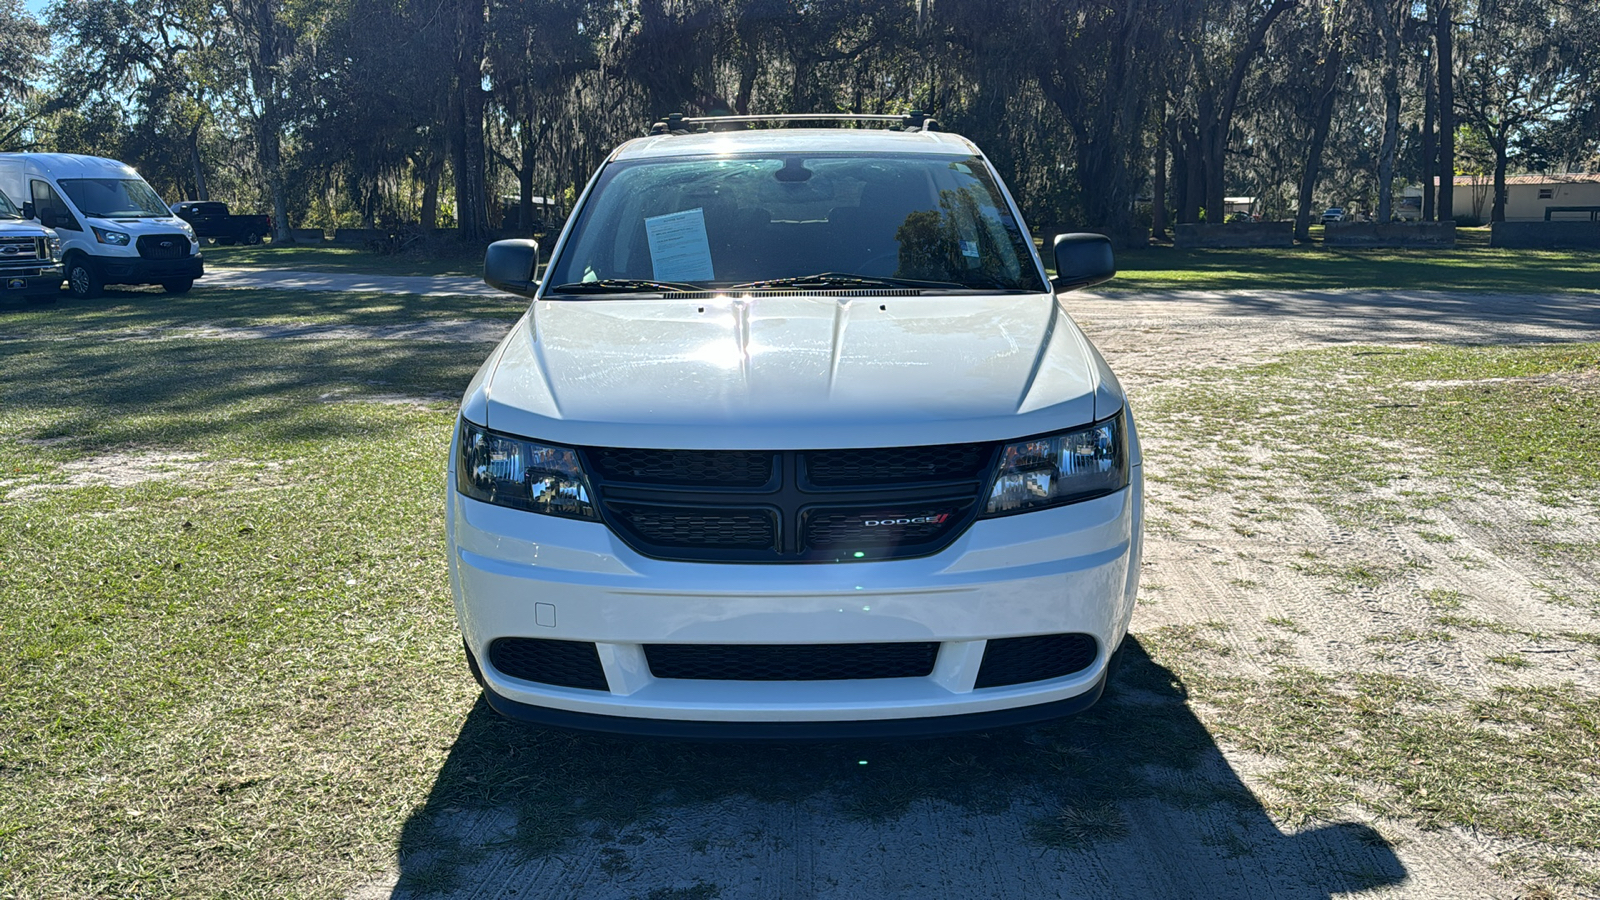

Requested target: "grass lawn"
[{"left": 203, "top": 242, "right": 488, "bottom": 278}]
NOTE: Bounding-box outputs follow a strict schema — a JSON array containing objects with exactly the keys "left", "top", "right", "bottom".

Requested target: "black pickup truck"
[{"left": 169, "top": 201, "right": 271, "bottom": 245}]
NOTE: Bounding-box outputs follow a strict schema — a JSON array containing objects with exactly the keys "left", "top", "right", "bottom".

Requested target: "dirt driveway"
[{"left": 340, "top": 287, "right": 1599, "bottom": 900}]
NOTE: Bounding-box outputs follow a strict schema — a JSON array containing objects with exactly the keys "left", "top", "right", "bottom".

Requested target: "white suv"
[{"left": 448, "top": 114, "right": 1143, "bottom": 737}]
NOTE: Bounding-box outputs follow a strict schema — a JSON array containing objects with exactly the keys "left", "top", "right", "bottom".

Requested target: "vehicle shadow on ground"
[{"left": 380, "top": 638, "right": 1406, "bottom": 899}]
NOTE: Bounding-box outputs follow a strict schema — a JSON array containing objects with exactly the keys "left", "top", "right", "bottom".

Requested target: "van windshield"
[
  {"left": 544, "top": 153, "right": 1047, "bottom": 295},
  {"left": 58, "top": 178, "right": 171, "bottom": 218}
]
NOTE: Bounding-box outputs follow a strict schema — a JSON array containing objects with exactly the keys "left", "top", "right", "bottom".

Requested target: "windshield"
[
  {"left": 58, "top": 178, "right": 171, "bottom": 218},
  {"left": 545, "top": 152, "right": 1047, "bottom": 294},
  {"left": 0, "top": 191, "right": 18, "bottom": 219}
]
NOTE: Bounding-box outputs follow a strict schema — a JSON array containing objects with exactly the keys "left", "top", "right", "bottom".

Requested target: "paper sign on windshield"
[{"left": 644, "top": 208, "right": 715, "bottom": 282}]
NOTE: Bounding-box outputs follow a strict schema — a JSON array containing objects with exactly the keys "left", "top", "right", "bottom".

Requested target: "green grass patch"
[
  {"left": 203, "top": 242, "right": 489, "bottom": 277},
  {"left": 1143, "top": 342, "right": 1600, "bottom": 496},
  {"left": 1105, "top": 244, "right": 1600, "bottom": 295}
]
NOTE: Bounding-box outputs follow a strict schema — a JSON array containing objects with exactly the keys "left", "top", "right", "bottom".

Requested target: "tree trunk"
[
  {"left": 1491, "top": 132, "right": 1508, "bottom": 222},
  {"left": 1205, "top": 0, "right": 1298, "bottom": 222},
  {"left": 1152, "top": 105, "right": 1169, "bottom": 239},
  {"left": 1436, "top": 0, "right": 1454, "bottom": 221},
  {"left": 453, "top": 0, "right": 490, "bottom": 242},
  {"left": 1295, "top": 44, "right": 1343, "bottom": 241},
  {"left": 1376, "top": 0, "right": 1401, "bottom": 223},
  {"left": 189, "top": 127, "right": 209, "bottom": 201},
  {"left": 420, "top": 154, "right": 442, "bottom": 231},
  {"left": 1422, "top": 45, "right": 1436, "bottom": 221}
]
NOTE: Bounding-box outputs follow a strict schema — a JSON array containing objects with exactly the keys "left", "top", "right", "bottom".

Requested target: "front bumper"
[
  {"left": 98, "top": 254, "right": 203, "bottom": 285},
  {"left": 447, "top": 465, "right": 1144, "bottom": 731},
  {"left": 2, "top": 264, "right": 64, "bottom": 297}
]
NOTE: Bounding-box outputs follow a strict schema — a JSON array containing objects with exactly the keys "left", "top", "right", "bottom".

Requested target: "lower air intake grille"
[
  {"left": 645, "top": 642, "right": 939, "bottom": 681},
  {"left": 488, "top": 638, "right": 610, "bottom": 691},
  {"left": 974, "top": 634, "right": 1098, "bottom": 688}
]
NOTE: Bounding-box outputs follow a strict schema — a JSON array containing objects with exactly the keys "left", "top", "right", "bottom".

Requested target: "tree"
[{"left": 1454, "top": 0, "right": 1592, "bottom": 221}]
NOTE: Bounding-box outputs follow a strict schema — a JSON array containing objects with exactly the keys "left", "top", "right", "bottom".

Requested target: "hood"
[
  {"left": 478, "top": 293, "right": 1112, "bottom": 449},
  {"left": 0, "top": 219, "right": 52, "bottom": 237}
]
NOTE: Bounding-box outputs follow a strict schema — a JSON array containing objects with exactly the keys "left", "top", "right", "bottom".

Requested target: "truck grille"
[
  {"left": 581, "top": 443, "right": 1000, "bottom": 564},
  {"left": 136, "top": 234, "right": 191, "bottom": 259},
  {"left": 645, "top": 642, "right": 939, "bottom": 680},
  {"left": 0, "top": 236, "right": 44, "bottom": 264}
]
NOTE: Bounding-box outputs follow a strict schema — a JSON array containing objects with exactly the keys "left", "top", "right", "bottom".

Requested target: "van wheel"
[
  {"left": 67, "top": 259, "right": 102, "bottom": 299},
  {"left": 163, "top": 279, "right": 194, "bottom": 294}
]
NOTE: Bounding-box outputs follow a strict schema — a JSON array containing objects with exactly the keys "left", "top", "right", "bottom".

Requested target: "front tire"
[
  {"left": 66, "top": 259, "right": 102, "bottom": 299},
  {"left": 162, "top": 279, "right": 195, "bottom": 294}
]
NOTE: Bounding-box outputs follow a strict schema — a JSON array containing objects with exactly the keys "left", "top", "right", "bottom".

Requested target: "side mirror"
[
  {"left": 1051, "top": 233, "right": 1115, "bottom": 292},
  {"left": 484, "top": 239, "right": 540, "bottom": 297},
  {"left": 22, "top": 201, "right": 35, "bottom": 219}
]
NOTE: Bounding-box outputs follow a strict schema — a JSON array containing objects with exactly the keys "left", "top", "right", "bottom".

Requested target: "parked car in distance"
[
  {"left": 170, "top": 200, "right": 271, "bottom": 246},
  {"left": 448, "top": 113, "right": 1143, "bottom": 738},
  {"left": 0, "top": 153, "right": 202, "bottom": 297},
  {"left": 1320, "top": 207, "right": 1345, "bottom": 224},
  {"left": 0, "top": 189, "right": 63, "bottom": 303}
]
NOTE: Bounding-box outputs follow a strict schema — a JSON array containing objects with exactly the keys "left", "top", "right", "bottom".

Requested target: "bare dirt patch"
[{"left": 3, "top": 450, "right": 221, "bottom": 501}]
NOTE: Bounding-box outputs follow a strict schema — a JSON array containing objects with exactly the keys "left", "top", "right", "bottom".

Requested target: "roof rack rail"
[{"left": 649, "top": 112, "right": 939, "bottom": 136}]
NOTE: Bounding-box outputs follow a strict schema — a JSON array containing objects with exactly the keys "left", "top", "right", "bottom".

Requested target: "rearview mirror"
[
  {"left": 1051, "top": 233, "right": 1115, "bottom": 293},
  {"left": 484, "top": 239, "right": 540, "bottom": 297}
]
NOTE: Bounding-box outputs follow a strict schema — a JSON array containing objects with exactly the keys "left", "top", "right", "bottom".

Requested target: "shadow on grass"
[
  {"left": 0, "top": 337, "right": 481, "bottom": 452},
  {"left": 0, "top": 283, "right": 522, "bottom": 332},
  {"left": 388, "top": 639, "right": 1406, "bottom": 899}
]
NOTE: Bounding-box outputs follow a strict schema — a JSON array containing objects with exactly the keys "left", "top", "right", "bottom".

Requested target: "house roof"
[{"left": 1428, "top": 173, "right": 1600, "bottom": 185}]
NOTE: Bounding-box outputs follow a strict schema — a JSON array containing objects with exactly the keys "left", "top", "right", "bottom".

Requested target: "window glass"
[
  {"left": 545, "top": 153, "right": 1046, "bottom": 292},
  {"left": 57, "top": 178, "right": 171, "bottom": 218},
  {"left": 31, "top": 180, "right": 78, "bottom": 231}
]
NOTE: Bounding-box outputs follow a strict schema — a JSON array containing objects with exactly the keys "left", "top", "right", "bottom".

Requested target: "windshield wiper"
[
  {"left": 545, "top": 279, "right": 703, "bottom": 295},
  {"left": 729, "top": 272, "right": 967, "bottom": 291}
]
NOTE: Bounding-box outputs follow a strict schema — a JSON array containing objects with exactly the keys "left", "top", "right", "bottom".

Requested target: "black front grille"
[
  {"left": 805, "top": 443, "right": 994, "bottom": 486},
  {"left": 607, "top": 503, "right": 778, "bottom": 550},
  {"left": 488, "top": 638, "right": 609, "bottom": 691},
  {"left": 590, "top": 448, "right": 774, "bottom": 487},
  {"left": 645, "top": 642, "right": 939, "bottom": 680},
  {"left": 974, "top": 634, "right": 1098, "bottom": 688},
  {"left": 582, "top": 443, "right": 1000, "bottom": 564},
  {"left": 136, "top": 234, "right": 190, "bottom": 259}
]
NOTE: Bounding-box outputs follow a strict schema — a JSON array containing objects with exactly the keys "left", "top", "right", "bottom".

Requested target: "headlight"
[
  {"left": 981, "top": 412, "right": 1128, "bottom": 516},
  {"left": 455, "top": 419, "right": 597, "bottom": 520},
  {"left": 92, "top": 227, "right": 131, "bottom": 246},
  {"left": 46, "top": 236, "right": 62, "bottom": 261}
]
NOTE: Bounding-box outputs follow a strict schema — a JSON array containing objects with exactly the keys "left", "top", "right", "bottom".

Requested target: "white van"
[{"left": 0, "top": 154, "right": 202, "bottom": 298}]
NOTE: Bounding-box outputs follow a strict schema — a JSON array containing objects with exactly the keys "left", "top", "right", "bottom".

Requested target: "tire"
[
  {"left": 66, "top": 258, "right": 102, "bottom": 299},
  {"left": 243, "top": 231, "right": 261, "bottom": 245},
  {"left": 162, "top": 279, "right": 195, "bottom": 294}
]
